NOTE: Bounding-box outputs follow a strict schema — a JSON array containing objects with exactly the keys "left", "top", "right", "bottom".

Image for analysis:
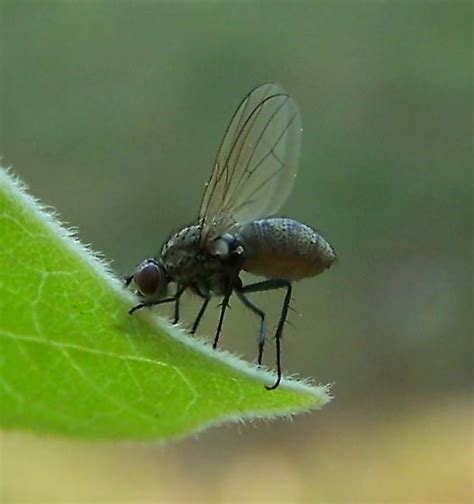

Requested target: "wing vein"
[
  {"left": 198, "top": 83, "right": 302, "bottom": 237},
  {"left": 221, "top": 92, "right": 285, "bottom": 205},
  {"left": 230, "top": 95, "right": 289, "bottom": 199}
]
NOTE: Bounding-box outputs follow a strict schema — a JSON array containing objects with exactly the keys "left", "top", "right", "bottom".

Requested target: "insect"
[{"left": 125, "top": 82, "right": 336, "bottom": 390}]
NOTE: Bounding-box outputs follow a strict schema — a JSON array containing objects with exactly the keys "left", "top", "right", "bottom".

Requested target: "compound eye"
[{"left": 134, "top": 262, "right": 162, "bottom": 297}]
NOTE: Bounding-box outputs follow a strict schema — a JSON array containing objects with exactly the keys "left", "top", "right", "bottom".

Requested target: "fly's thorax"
[
  {"left": 161, "top": 225, "right": 203, "bottom": 257},
  {"left": 160, "top": 225, "right": 203, "bottom": 277},
  {"left": 238, "top": 217, "right": 336, "bottom": 281},
  {"left": 160, "top": 224, "right": 238, "bottom": 295}
]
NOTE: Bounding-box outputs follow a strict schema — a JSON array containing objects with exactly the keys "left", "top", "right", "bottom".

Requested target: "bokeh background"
[{"left": 1, "top": 1, "right": 472, "bottom": 502}]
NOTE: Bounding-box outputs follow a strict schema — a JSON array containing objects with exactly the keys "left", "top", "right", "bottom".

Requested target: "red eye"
[{"left": 135, "top": 262, "right": 161, "bottom": 297}]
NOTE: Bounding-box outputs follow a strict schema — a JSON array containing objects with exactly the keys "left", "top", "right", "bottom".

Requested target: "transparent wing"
[{"left": 199, "top": 82, "right": 302, "bottom": 235}]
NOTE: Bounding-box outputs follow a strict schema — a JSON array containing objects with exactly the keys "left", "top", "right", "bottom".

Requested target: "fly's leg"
[
  {"left": 235, "top": 288, "right": 267, "bottom": 366},
  {"left": 123, "top": 274, "right": 133, "bottom": 288},
  {"left": 129, "top": 297, "right": 175, "bottom": 315},
  {"left": 239, "top": 279, "right": 292, "bottom": 390},
  {"left": 129, "top": 291, "right": 184, "bottom": 316},
  {"left": 191, "top": 296, "right": 211, "bottom": 334},
  {"left": 172, "top": 284, "right": 186, "bottom": 324},
  {"left": 212, "top": 259, "right": 243, "bottom": 349},
  {"left": 213, "top": 286, "right": 233, "bottom": 349},
  {"left": 124, "top": 273, "right": 184, "bottom": 318}
]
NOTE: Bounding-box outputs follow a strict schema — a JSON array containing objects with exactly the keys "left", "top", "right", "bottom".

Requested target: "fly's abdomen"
[{"left": 239, "top": 218, "right": 336, "bottom": 281}]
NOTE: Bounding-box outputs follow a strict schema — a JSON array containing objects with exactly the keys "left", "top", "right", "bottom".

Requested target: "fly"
[{"left": 125, "top": 83, "right": 336, "bottom": 390}]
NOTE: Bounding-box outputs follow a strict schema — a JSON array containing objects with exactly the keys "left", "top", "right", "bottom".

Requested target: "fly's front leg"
[
  {"left": 123, "top": 274, "right": 134, "bottom": 288},
  {"left": 239, "top": 279, "right": 292, "bottom": 390},
  {"left": 128, "top": 295, "right": 177, "bottom": 315}
]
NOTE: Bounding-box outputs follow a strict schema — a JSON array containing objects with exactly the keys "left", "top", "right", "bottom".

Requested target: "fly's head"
[{"left": 125, "top": 257, "right": 169, "bottom": 303}]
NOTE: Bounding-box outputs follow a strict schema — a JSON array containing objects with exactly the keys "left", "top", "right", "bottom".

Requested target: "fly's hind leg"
[
  {"left": 239, "top": 279, "right": 292, "bottom": 390},
  {"left": 235, "top": 287, "right": 267, "bottom": 366}
]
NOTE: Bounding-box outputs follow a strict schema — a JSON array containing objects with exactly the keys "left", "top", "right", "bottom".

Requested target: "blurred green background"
[{"left": 1, "top": 1, "right": 472, "bottom": 502}]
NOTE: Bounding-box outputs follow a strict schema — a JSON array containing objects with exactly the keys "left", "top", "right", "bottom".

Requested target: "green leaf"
[{"left": 0, "top": 168, "right": 330, "bottom": 441}]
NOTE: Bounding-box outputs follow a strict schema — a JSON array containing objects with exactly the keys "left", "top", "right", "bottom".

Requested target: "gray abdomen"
[{"left": 238, "top": 218, "right": 336, "bottom": 281}]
